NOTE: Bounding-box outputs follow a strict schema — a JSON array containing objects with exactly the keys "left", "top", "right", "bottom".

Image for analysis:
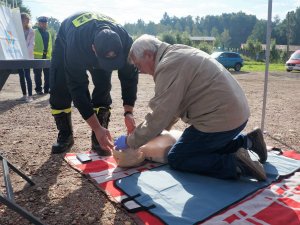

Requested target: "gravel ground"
[{"left": 0, "top": 70, "right": 299, "bottom": 225}]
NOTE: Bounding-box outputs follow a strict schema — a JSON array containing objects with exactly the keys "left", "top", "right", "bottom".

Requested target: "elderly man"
[{"left": 115, "top": 34, "right": 268, "bottom": 181}]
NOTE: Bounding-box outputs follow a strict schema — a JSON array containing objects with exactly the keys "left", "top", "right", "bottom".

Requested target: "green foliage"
[
  {"left": 244, "top": 39, "right": 262, "bottom": 60},
  {"left": 198, "top": 42, "right": 213, "bottom": 54},
  {"left": 270, "top": 39, "right": 281, "bottom": 63},
  {"left": 160, "top": 33, "right": 176, "bottom": 44},
  {"left": 220, "top": 29, "right": 231, "bottom": 49},
  {"left": 198, "top": 12, "right": 256, "bottom": 48},
  {"left": 240, "top": 54, "right": 252, "bottom": 62},
  {"left": 175, "top": 33, "right": 183, "bottom": 44},
  {"left": 124, "top": 8, "right": 300, "bottom": 51},
  {"left": 48, "top": 28, "right": 57, "bottom": 45},
  {"left": 181, "top": 32, "right": 192, "bottom": 46},
  {"left": 248, "top": 20, "right": 267, "bottom": 42},
  {"left": 280, "top": 50, "right": 289, "bottom": 62},
  {"left": 47, "top": 17, "right": 61, "bottom": 33},
  {"left": 18, "top": 4, "right": 299, "bottom": 56}
]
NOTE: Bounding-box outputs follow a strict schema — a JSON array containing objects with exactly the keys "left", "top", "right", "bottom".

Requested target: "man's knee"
[{"left": 167, "top": 152, "right": 181, "bottom": 169}]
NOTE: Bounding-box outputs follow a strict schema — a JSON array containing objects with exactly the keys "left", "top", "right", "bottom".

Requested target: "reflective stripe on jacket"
[
  {"left": 72, "top": 12, "right": 116, "bottom": 27},
  {"left": 34, "top": 29, "right": 52, "bottom": 59}
]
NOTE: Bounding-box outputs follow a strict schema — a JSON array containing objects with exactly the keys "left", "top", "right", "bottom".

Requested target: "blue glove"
[{"left": 114, "top": 135, "right": 128, "bottom": 150}]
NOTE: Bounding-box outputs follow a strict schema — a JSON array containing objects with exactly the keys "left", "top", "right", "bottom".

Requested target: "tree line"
[
  {"left": 124, "top": 9, "right": 300, "bottom": 48},
  {"left": 123, "top": 9, "right": 300, "bottom": 62},
  {"left": 7, "top": 0, "right": 300, "bottom": 62}
]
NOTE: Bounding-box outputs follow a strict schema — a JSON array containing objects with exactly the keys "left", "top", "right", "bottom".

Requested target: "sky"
[{"left": 22, "top": 0, "right": 299, "bottom": 25}]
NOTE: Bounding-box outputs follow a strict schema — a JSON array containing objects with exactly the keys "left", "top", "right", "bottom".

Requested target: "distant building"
[{"left": 190, "top": 36, "right": 216, "bottom": 45}]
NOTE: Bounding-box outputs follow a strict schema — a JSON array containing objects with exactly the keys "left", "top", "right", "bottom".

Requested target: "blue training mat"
[{"left": 115, "top": 152, "right": 300, "bottom": 225}]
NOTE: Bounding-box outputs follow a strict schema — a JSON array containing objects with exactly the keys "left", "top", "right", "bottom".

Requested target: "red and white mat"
[{"left": 64, "top": 150, "right": 300, "bottom": 225}]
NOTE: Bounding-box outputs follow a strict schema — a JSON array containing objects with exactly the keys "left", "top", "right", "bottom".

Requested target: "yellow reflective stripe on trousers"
[
  {"left": 72, "top": 12, "right": 116, "bottom": 27},
  {"left": 51, "top": 108, "right": 72, "bottom": 115},
  {"left": 93, "top": 107, "right": 110, "bottom": 114}
]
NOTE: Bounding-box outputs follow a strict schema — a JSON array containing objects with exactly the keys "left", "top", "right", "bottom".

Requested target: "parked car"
[
  {"left": 285, "top": 50, "right": 300, "bottom": 72},
  {"left": 211, "top": 51, "right": 244, "bottom": 71}
]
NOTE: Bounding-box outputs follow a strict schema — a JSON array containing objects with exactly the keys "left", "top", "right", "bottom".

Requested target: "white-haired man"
[{"left": 115, "top": 34, "right": 268, "bottom": 181}]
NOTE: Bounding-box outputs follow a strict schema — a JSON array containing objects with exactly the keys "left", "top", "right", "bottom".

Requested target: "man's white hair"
[{"left": 129, "top": 34, "right": 162, "bottom": 60}]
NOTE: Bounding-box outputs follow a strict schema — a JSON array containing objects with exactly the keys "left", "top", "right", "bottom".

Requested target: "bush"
[
  {"left": 240, "top": 54, "right": 252, "bottom": 62},
  {"left": 160, "top": 33, "right": 176, "bottom": 44},
  {"left": 197, "top": 42, "right": 213, "bottom": 54}
]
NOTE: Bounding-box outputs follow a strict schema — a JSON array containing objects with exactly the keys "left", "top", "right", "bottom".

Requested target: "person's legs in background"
[
  {"left": 43, "top": 68, "right": 50, "bottom": 94},
  {"left": 24, "top": 68, "right": 33, "bottom": 102},
  {"left": 34, "top": 68, "right": 43, "bottom": 95},
  {"left": 17, "top": 69, "right": 27, "bottom": 101}
]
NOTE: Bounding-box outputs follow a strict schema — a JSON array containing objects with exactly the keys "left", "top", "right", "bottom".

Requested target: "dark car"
[
  {"left": 211, "top": 51, "right": 244, "bottom": 71},
  {"left": 286, "top": 50, "right": 300, "bottom": 72}
]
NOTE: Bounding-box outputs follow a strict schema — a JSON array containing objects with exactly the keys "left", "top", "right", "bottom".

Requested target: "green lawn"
[{"left": 242, "top": 61, "right": 286, "bottom": 72}]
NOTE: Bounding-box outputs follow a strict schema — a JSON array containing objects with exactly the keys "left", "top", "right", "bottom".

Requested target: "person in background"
[
  {"left": 33, "top": 16, "right": 52, "bottom": 95},
  {"left": 115, "top": 34, "right": 268, "bottom": 182},
  {"left": 17, "top": 13, "right": 34, "bottom": 103}
]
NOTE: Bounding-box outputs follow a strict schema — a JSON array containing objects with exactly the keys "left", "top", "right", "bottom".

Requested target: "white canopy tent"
[{"left": 261, "top": 0, "right": 273, "bottom": 132}]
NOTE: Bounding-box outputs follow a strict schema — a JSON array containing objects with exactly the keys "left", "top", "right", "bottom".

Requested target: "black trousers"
[
  {"left": 34, "top": 67, "right": 50, "bottom": 93},
  {"left": 49, "top": 36, "right": 112, "bottom": 112},
  {"left": 18, "top": 69, "right": 32, "bottom": 96}
]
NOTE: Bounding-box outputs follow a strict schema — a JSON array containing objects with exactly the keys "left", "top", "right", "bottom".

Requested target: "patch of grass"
[{"left": 242, "top": 61, "right": 286, "bottom": 72}]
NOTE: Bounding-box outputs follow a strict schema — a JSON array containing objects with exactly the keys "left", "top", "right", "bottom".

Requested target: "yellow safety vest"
[
  {"left": 34, "top": 29, "right": 52, "bottom": 59},
  {"left": 72, "top": 12, "right": 116, "bottom": 28}
]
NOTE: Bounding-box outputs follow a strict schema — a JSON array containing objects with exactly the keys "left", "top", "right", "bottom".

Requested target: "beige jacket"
[{"left": 127, "top": 43, "right": 250, "bottom": 149}]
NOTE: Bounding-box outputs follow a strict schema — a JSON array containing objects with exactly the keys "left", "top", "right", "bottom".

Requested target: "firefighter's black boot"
[
  {"left": 52, "top": 112, "right": 74, "bottom": 154},
  {"left": 91, "top": 107, "right": 112, "bottom": 156}
]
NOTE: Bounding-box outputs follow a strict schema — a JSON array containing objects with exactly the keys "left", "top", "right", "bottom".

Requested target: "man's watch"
[{"left": 124, "top": 111, "right": 133, "bottom": 117}]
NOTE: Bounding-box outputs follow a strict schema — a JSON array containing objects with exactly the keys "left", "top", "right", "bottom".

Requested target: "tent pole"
[{"left": 261, "top": 0, "right": 272, "bottom": 132}]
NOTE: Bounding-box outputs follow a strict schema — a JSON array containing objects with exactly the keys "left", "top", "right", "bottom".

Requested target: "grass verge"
[{"left": 242, "top": 61, "right": 286, "bottom": 72}]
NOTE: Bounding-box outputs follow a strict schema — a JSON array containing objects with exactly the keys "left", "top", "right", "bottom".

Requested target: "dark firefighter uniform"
[{"left": 49, "top": 12, "right": 138, "bottom": 154}]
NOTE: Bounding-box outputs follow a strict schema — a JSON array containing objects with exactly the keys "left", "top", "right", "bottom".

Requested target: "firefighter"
[{"left": 49, "top": 12, "right": 138, "bottom": 155}]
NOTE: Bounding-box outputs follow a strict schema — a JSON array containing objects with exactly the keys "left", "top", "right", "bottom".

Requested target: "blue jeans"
[
  {"left": 18, "top": 69, "right": 32, "bottom": 96},
  {"left": 167, "top": 121, "right": 248, "bottom": 179}
]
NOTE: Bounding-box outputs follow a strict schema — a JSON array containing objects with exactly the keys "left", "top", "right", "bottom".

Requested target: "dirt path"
[{"left": 0, "top": 70, "right": 299, "bottom": 225}]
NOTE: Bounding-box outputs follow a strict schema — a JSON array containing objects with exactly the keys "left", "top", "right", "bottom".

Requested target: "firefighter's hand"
[
  {"left": 95, "top": 127, "right": 114, "bottom": 152},
  {"left": 124, "top": 113, "right": 136, "bottom": 135}
]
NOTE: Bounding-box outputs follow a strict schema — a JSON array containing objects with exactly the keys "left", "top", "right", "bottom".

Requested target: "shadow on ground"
[
  {"left": 230, "top": 71, "right": 250, "bottom": 75},
  {"left": 266, "top": 133, "right": 298, "bottom": 152},
  {"left": 0, "top": 94, "right": 49, "bottom": 114}
]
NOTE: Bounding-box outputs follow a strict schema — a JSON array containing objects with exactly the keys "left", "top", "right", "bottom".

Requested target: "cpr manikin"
[{"left": 113, "top": 130, "right": 182, "bottom": 167}]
